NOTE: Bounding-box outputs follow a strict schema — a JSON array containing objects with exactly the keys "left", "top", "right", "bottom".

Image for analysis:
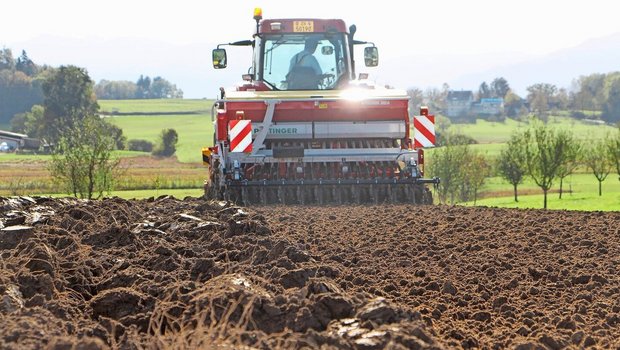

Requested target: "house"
[
  {"left": 472, "top": 98, "right": 504, "bottom": 116},
  {"left": 445, "top": 91, "right": 474, "bottom": 118}
]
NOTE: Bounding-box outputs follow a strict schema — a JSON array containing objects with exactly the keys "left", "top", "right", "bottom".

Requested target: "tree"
[
  {"left": 136, "top": 75, "right": 151, "bottom": 98},
  {"left": 10, "top": 105, "right": 45, "bottom": 138},
  {"left": 0, "top": 70, "right": 43, "bottom": 124},
  {"left": 522, "top": 119, "right": 571, "bottom": 209},
  {"left": 42, "top": 65, "right": 99, "bottom": 143},
  {"left": 152, "top": 128, "right": 178, "bottom": 157},
  {"left": 527, "top": 83, "right": 558, "bottom": 119},
  {"left": 49, "top": 116, "right": 120, "bottom": 199},
  {"left": 497, "top": 132, "right": 527, "bottom": 202},
  {"left": 503, "top": 91, "right": 523, "bottom": 118},
  {"left": 407, "top": 88, "right": 424, "bottom": 115},
  {"left": 460, "top": 150, "right": 489, "bottom": 205},
  {"left": 424, "top": 87, "right": 443, "bottom": 112},
  {"left": 16, "top": 50, "right": 37, "bottom": 76},
  {"left": 429, "top": 142, "right": 464, "bottom": 204},
  {"left": 608, "top": 128, "right": 620, "bottom": 182},
  {"left": 556, "top": 134, "right": 581, "bottom": 199},
  {"left": 602, "top": 74, "right": 620, "bottom": 123},
  {"left": 583, "top": 138, "right": 612, "bottom": 196},
  {"left": 94, "top": 79, "right": 137, "bottom": 100},
  {"left": 0, "top": 47, "right": 15, "bottom": 70},
  {"left": 490, "top": 77, "right": 510, "bottom": 98},
  {"left": 429, "top": 135, "right": 487, "bottom": 204},
  {"left": 478, "top": 82, "right": 491, "bottom": 99}
]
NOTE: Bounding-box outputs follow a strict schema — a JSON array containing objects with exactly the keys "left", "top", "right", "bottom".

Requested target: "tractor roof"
[{"left": 260, "top": 19, "right": 347, "bottom": 34}]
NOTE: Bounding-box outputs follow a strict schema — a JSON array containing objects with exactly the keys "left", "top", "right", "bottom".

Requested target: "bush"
[
  {"left": 570, "top": 111, "right": 587, "bottom": 120},
  {"left": 128, "top": 139, "right": 154, "bottom": 152},
  {"left": 152, "top": 128, "right": 178, "bottom": 157},
  {"left": 436, "top": 132, "right": 478, "bottom": 147}
]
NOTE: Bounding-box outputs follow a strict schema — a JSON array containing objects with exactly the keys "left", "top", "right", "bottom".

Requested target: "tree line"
[
  {"left": 430, "top": 119, "right": 620, "bottom": 208},
  {"left": 9, "top": 65, "right": 179, "bottom": 198},
  {"left": 408, "top": 72, "right": 620, "bottom": 124},
  {"left": 0, "top": 46, "right": 183, "bottom": 125},
  {"left": 0, "top": 49, "right": 47, "bottom": 124},
  {"left": 94, "top": 75, "right": 183, "bottom": 100}
]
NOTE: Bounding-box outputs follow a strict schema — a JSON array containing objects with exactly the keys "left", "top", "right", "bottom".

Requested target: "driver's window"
[
  {"left": 263, "top": 39, "right": 300, "bottom": 90},
  {"left": 262, "top": 34, "right": 344, "bottom": 90}
]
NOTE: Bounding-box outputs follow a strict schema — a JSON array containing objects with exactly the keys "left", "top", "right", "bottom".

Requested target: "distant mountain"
[
  {"left": 6, "top": 32, "right": 620, "bottom": 98},
  {"left": 442, "top": 32, "right": 620, "bottom": 96}
]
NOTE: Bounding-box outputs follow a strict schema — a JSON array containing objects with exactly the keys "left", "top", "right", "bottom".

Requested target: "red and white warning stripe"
[
  {"left": 229, "top": 120, "right": 253, "bottom": 153},
  {"left": 414, "top": 115, "right": 436, "bottom": 148}
]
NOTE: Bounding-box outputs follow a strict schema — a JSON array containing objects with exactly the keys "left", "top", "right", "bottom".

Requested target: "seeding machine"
[{"left": 202, "top": 8, "right": 439, "bottom": 205}]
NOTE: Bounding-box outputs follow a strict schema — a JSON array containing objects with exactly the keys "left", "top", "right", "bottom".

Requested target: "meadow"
[
  {"left": 99, "top": 99, "right": 211, "bottom": 114},
  {"left": 107, "top": 114, "right": 213, "bottom": 163},
  {"left": 2, "top": 98, "right": 618, "bottom": 210}
]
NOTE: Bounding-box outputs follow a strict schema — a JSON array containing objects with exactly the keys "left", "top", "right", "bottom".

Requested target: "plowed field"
[{"left": 1, "top": 196, "right": 619, "bottom": 349}]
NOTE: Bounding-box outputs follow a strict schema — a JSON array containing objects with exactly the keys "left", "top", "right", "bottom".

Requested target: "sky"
[{"left": 2, "top": 0, "right": 620, "bottom": 97}]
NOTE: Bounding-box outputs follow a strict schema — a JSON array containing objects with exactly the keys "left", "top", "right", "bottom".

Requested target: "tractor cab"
[{"left": 212, "top": 8, "right": 379, "bottom": 92}]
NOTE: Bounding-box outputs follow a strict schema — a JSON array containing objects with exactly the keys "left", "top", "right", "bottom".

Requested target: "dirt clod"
[{"left": 0, "top": 197, "right": 619, "bottom": 349}]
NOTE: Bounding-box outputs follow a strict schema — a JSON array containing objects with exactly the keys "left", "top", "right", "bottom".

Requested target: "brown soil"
[{"left": 1, "top": 196, "right": 619, "bottom": 349}]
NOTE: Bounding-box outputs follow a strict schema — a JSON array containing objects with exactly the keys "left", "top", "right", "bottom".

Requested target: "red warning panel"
[
  {"left": 414, "top": 115, "right": 435, "bottom": 148},
  {"left": 229, "top": 120, "right": 253, "bottom": 153}
]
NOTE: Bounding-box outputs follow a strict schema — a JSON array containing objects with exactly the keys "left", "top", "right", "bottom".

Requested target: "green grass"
[
  {"left": 448, "top": 116, "right": 617, "bottom": 144},
  {"left": 460, "top": 173, "right": 620, "bottom": 211},
  {"left": 99, "top": 99, "right": 213, "bottom": 114},
  {"left": 0, "top": 151, "right": 146, "bottom": 163},
  {"left": 0, "top": 153, "right": 52, "bottom": 162},
  {"left": 465, "top": 192, "right": 620, "bottom": 211},
  {"left": 107, "top": 114, "right": 214, "bottom": 163}
]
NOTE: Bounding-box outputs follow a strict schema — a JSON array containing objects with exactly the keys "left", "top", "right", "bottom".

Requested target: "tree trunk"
[
  {"left": 543, "top": 189, "right": 548, "bottom": 209},
  {"left": 513, "top": 183, "right": 518, "bottom": 202},
  {"left": 559, "top": 178, "right": 563, "bottom": 199},
  {"left": 599, "top": 180, "right": 603, "bottom": 196}
]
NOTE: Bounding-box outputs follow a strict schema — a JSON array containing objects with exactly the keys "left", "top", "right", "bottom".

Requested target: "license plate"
[{"left": 293, "top": 21, "right": 314, "bottom": 32}]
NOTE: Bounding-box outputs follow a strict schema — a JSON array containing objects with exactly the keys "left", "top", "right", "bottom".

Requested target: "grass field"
[
  {"left": 0, "top": 155, "right": 206, "bottom": 196},
  {"left": 465, "top": 172, "right": 620, "bottom": 210},
  {"left": 448, "top": 116, "right": 618, "bottom": 144},
  {"left": 99, "top": 99, "right": 212, "bottom": 114},
  {"left": 99, "top": 99, "right": 215, "bottom": 163},
  {"left": 106, "top": 114, "right": 214, "bottom": 163},
  {"left": 3, "top": 98, "right": 619, "bottom": 210},
  {"left": 466, "top": 191, "right": 620, "bottom": 211}
]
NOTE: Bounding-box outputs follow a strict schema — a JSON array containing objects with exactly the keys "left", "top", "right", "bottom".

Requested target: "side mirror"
[
  {"left": 212, "top": 49, "right": 227, "bottom": 69},
  {"left": 321, "top": 46, "right": 334, "bottom": 55},
  {"left": 364, "top": 47, "right": 379, "bottom": 67}
]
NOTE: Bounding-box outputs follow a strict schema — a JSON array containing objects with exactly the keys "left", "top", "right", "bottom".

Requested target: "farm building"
[{"left": 0, "top": 130, "right": 41, "bottom": 152}]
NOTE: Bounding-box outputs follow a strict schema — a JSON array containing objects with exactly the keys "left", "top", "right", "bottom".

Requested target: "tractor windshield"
[{"left": 261, "top": 33, "right": 349, "bottom": 91}]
